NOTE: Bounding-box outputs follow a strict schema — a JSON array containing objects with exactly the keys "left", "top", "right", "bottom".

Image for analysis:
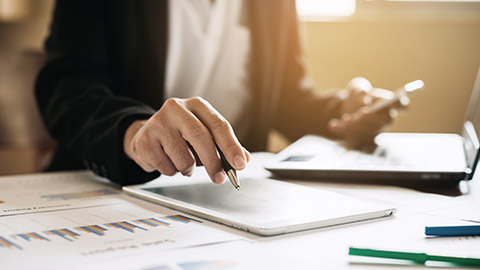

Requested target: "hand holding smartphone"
[{"left": 368, "top": 80, "right": 424, "bottom": 113}]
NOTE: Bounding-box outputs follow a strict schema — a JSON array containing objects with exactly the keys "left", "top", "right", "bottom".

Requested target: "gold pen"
[{"left": 216, "top": 145, "right": 240, "bottom": 190}]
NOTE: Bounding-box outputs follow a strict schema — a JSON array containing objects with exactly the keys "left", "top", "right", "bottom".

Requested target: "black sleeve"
[{"left": 35, "top": 0, "right": 160, "bottom": 185}]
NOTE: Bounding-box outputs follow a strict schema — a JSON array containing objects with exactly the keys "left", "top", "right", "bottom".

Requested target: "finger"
[
  {"left": 161, "top": 131, "right": 196, "bottom": 177},
  {"left": 187, "top": 141, "right": 203, "bottom": 166},
  {"left": 331, "top": 110, "right": 391, "bottom": 145},
  {"left": 370, "top": 88, "right": 409, "bottom": 112},
  {"left": 347, "top": 77, "right": 373, "bottom": 94},
  {"left": 362, "top": 103, "right": 397, "bottom": 126},
  {"left": 243, "top": 148, "right": 251, "bottom": 163},
  {"left": 380, "top": 96, "right": 408, "bottom": 112},
  {"left": 143, "top": 145, "right": 177, "bottom": 176},
  {"left": 370, "top": 88, "right": 395, "bottom": 101},
  {"left": 134, "top": 129, "right": 177, "bottom": 176},
  {"left": 186, "top": 97, "right": 247, "bottom": 170},
  {"left": 184, "top": 123, "right": 224, "bottom": 183},
  {"left": 136, "top": 159, "right": 156, "bottom": 173},
  {"left": 139, "top": 147, "right": 177, "bottom": 176},
  {"left": 360, "top": 108, "right": 393, "bottom": 127},
  {"left": 347, "top": 77, "right": 374, "bottom": 105},
  {"left": 398, "top": 96, "right": 410, "bottom": 109},
  {"left": 172, "top": 105, "right": 225, "bottom": 184}
]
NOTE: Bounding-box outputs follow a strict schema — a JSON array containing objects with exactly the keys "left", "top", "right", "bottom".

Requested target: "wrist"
[{"left": 123, "top": 120, "right": 147, "bottom": 160}]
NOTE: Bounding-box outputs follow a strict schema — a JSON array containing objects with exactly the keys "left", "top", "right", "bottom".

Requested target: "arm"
[
  {"left": 35, "top": 0, "right": 158, "bottom": 185},
  {"left": 272, "top": 1, "right": 405, "bottom": 147},
  {"left": 271, "top": 1, "right": 345, "bottom": 141},
  {"left": 122, "top": 97, "right": 250, "bottom": 185},
  {"left": 36, "top": 1, "right": 250, "bottom": 185}
]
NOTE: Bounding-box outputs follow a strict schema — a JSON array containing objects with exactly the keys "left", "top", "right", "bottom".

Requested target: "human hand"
[
  {"left": 123, "top": 97, "right": 250, "bottom": 184},
  {"left": 328, "top": 77, "right": 409, "bottom": 148}
]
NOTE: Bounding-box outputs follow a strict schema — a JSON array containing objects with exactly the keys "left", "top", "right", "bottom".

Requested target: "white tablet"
[{"left": 123, "top": 178, "right": 396, "bottom": 236}]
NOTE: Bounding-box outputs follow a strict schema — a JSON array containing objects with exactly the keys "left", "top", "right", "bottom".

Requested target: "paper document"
[
  {"left": 0, "top": 172, "right": 127, "bottom": 216},
  {"left": 71, "top": 240, "right": 314, "bottom": 270},
  {"left": 0, "top": 172, "right": 242, "bottom": 270}
]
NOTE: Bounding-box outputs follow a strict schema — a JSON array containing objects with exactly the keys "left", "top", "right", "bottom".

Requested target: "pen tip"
[{"left": 226, "top": 170, "right": 240, "bottom": 190}]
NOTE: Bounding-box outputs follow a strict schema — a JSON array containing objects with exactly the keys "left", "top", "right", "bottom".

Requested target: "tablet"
[{"left": 123, "top": 178, "right": 396, "bottom": 236}]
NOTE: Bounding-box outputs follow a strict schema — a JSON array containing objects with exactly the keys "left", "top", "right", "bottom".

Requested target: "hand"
[
  {"left": 328, "top": 77, "right": 409, "bottom": 148},
  {"left": 123, "top": 97, "right": 251, "bottom": 184}
]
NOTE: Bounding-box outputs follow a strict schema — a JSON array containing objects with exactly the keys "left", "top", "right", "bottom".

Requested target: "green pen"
[{"left": 349, "top": 247, "right": 480, "bottom": 267}]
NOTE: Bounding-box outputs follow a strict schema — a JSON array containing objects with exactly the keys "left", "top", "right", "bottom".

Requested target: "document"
[
  {"left": 0, "top": 172, "right": 127, "bottom": 216},
  {"left": 70, "top": 240, "right": 314, "bottom": 270},
  {"left": 0, "top": 172, "right": 243, "bottom": 270},
  {"left": 427, "top": 201, "right": 480, "bottom": 223}
]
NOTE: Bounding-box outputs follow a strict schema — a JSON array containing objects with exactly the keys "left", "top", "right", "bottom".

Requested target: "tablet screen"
[{"left": 142, "top": 178, "right": 372, "bottom": 224}]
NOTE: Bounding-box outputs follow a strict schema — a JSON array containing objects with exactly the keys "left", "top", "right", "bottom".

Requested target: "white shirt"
[{"left": 165, "top": 0, "right": 251, "bottom": 139}]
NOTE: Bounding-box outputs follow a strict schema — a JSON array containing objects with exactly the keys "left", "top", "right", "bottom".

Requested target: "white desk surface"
[{"left": 0, "top": 153, "right": 478, "bottom": 270}]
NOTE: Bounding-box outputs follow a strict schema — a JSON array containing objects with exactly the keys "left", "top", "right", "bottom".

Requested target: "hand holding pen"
[{"left": 123, "top": 97, "right": 250, "bottom": 185}]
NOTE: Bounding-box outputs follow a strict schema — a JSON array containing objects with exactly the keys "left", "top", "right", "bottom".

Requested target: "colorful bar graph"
[
  {"left": 40, "top": 188, "right": 118, "bottom": 200},
  {"left": 44, "top": 229, "right": 80, "bottom": 242},
  {"left": 1, "top": 214, "right": 202, "bottom": 251},
  {"left": 135, "top": 218, "right": 170, "bottom": 227},
  {"left": 75, "top": 225, "right": 108, "bottom": 236},
  {"left": 164, "top": 215, "right": 202, "bottom": 224},
  {"left": 13, "top": 232, "right": 50, "bottom": 242},
  {"left": 0, "top": 236, "right": 22, "bottom": 250},
  {"left": 106, "top": 221, "right": 148, "bottom": 233}
]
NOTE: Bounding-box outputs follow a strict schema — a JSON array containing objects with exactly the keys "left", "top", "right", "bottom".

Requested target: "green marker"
[{"left": 349, "top": 247, "right": 480, "bottom": 267}]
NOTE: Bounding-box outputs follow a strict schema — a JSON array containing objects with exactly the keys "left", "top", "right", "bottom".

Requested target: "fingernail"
[
  {"left": 243, "top": 148, "right": 251, "bottom": 161},
  {"left": 214, "top": 172, "right": 225, "bottom": 184},
  {"left": 181, "top": 165, "right": 194, "bottom": 177},
  {"left": 233, "top": 155, "right": 246, "bottom": 169}
]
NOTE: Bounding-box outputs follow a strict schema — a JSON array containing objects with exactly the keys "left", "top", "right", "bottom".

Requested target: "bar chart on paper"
[
  {"left": 0, "top": 172, "right": 242, "bottom": 269},
  {"left": 0, "top": 202, "right": 240, "bottom": 269},
  {"left": 1, "top": 211, "right": 201, "bottom": 250}
]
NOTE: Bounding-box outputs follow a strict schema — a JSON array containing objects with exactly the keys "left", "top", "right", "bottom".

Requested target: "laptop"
[{"left": 265, "top": 69, "right": 480, "bottom": 185}]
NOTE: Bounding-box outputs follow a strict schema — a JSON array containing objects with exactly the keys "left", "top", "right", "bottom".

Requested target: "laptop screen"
[{"left": 462, "top": 67, "right": 480, "bottom": 177}]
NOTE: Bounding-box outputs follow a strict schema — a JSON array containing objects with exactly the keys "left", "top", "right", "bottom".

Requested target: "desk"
[{"left": 0, "top": 153, "right": 479, "bottom": 270}]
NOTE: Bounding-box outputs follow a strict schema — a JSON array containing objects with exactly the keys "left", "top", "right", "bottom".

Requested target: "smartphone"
[{"left": 368, "top": 79, "right": 424, "bottom": 113}]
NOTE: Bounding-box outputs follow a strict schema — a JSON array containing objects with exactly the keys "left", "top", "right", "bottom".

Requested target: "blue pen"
[{"left": 425, "top": 225, "right": 480, "bottom": 236}]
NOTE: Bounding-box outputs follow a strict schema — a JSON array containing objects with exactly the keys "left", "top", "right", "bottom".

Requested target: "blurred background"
[
  {"left": 0, "top": 0, "right": 54, "bottom": 175},
  {"left": 0, "top": 0, "right": 479, "bottom": 175}
]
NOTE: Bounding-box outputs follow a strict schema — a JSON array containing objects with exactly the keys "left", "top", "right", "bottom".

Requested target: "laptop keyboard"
[{"left": 280, "top": 133, "right": 468, "bottom": 171}]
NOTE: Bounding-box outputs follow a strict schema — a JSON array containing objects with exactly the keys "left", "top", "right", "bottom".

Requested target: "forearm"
[
  {"left": 35, "top": 0, "right": 162, "bottom": 185},
  {"left": 273, "top": 87, "right": 345, "bottom": 141}
]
